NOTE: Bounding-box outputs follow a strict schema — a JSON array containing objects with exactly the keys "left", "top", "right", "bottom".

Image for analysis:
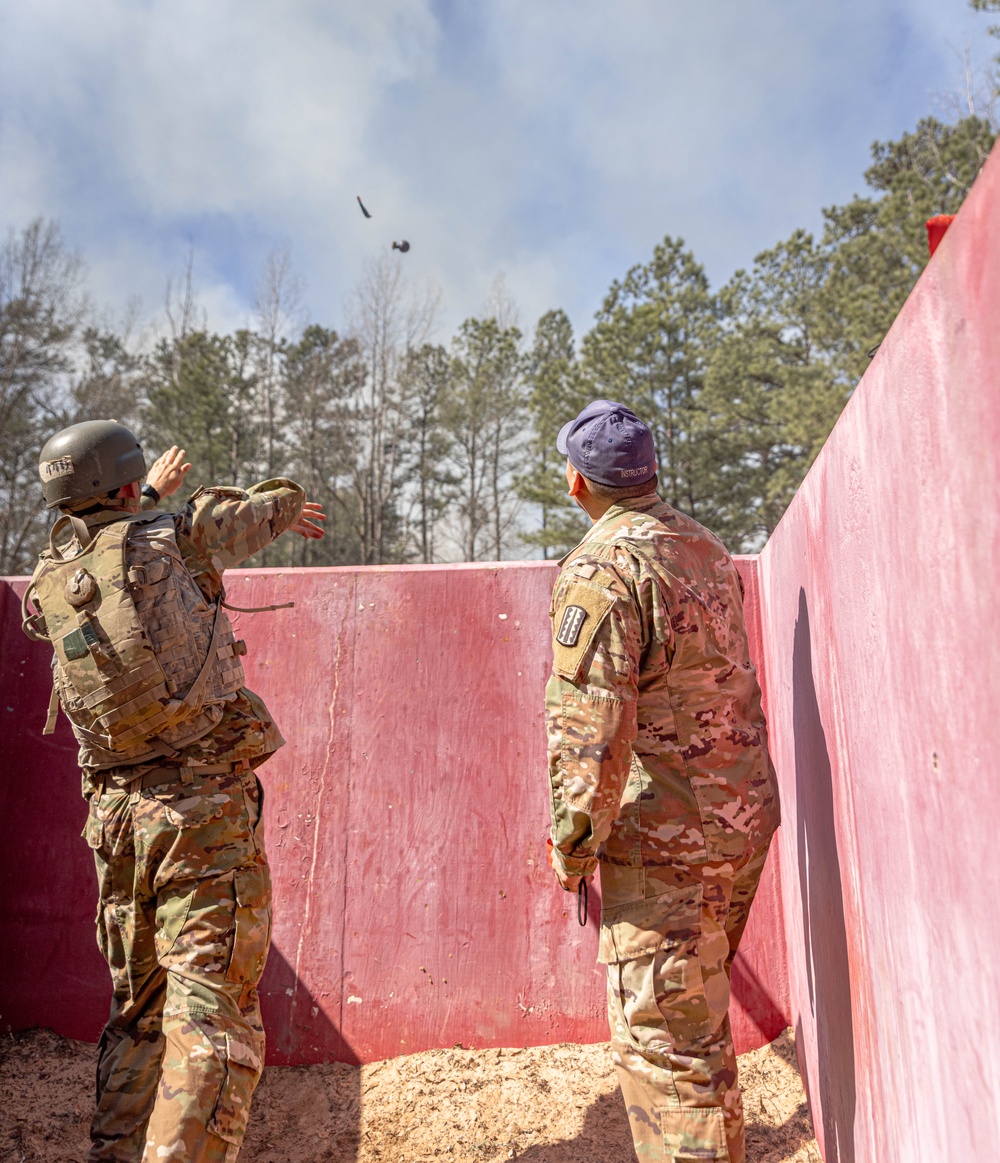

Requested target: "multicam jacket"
[
  {"left": 38, "top": 478, "right": 305, "bottom": 779},
  {"left": 545, "top": 494, "right": 780, "bottom": 877}
]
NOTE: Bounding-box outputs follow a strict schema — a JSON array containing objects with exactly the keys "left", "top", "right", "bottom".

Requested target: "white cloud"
[{"left": 0, "top": 0, "right": 991, "bottom": 346}]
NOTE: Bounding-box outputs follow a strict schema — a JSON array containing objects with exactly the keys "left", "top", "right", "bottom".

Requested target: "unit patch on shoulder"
[
  {"left": 551, "top": 583, "right": 616, "bottom": 681},
  {"left": 556, "top": 605, "right": 588, "bottom": 646}
]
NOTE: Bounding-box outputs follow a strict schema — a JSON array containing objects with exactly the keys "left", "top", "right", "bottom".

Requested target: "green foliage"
[
  {"left": 140, "top": 330, "right": 259, "bottom": 494},
  {"left": 403, "top": 343, "right": 457, "bottom": 563},
  {"left": 2, "top": 108, "right": 996, "bottom": 570},
  {"left": 821, "top": 116, "right": 997, "bottom": 383},
  {"left": 0, "top": 219, "right": 83, "bottom": 573},
  {"left": 72, "top": 329, "right": 142, "bottom": 429},
  {"left": 703, "top": 233, "right": 846, "bottom": 548},
  {"left": 444, "top": 317, "right": 525, "bottom": 561},
  {"left": 581, "top": 238, "right": 719, "bottom": 521},
  {"left": 264, "top": 324, "right": 365, "bottom": 566},
  {"left": 518, "top": 310, "right": 590, "bottom": 558}
]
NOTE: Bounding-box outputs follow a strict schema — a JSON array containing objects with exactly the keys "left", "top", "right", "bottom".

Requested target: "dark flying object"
[
  {"left": 357, "top": 196, "right": 372, "bottom": 219},
  {"left": 392, "top": 240, "right": 410, "bottom": 253}
]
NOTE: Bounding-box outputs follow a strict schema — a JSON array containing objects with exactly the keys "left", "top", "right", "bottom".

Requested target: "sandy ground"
[{"left": 0, "top": 1027, "right": 819, "bottom": 1162}]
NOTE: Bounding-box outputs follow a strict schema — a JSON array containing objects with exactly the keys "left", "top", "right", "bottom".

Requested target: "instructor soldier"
[
  {"left": 22, "top": 421, "right": 324, "bottom": 1162},
  {"left": 544, "top": 400, "right": 780, "bottom": 1163}
]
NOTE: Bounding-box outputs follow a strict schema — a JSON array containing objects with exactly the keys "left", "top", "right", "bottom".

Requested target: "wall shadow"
[
  {"left": 252, "top": 945, "right": 361, "bottom": 1161},
  {"left": 261, "top": 944, "right": 360, "bottom": 1067},
  {"left": 514, "top": 1089, "right": 636, "bottom": 1162},
  {"left": 731, "top": 951, "right": 790, "bottom": 1046},
  {"left": 793, "top": 589, "right": 856, "bottom": 1162}
]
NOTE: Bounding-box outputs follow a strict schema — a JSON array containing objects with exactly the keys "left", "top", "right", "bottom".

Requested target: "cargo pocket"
[
  {"left": 600, "top": 882, "right": 713, "bottom": 1050},
  {"left": 207, "top": 1026, "right": 265, "bottom": 1145},
  {"left": 597, "top": 882, "right": 703, "bottom": 963},
  {"left": 82, "top": 808, "right": 105, "bottom": 852},
  {"left": 225, "top": 865, "right": 271, "bottom": 985}
]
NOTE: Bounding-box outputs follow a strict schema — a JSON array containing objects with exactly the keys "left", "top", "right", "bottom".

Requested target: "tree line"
[{"left": 1, "top": 113, "right": 995, "bottom": 576}]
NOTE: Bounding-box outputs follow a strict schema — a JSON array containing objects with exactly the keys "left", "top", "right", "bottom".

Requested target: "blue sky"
[{"left": 0, "top": 0, "right": 994, "bottom": 343}]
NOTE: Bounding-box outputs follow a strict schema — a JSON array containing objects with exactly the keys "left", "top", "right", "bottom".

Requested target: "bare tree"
[
  {"left": 341, "top": 255, "right": 438, "bottom": 563},
  {"left": 444, "top": 316, "right": 525, "bottom": 561},
  {"left": 0, "top": 219, "right": 85, "bottom": 573},
  {"left": 937, "top": 42, "right": 999, "bottom": 130},
  {"left": 401, "top": 343, "right": 455, "bottom": 563},
  {"left": 253, "top": 246, "right": 303, "bottom": 479}
]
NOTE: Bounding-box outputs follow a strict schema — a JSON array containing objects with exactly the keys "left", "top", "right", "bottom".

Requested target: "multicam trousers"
[
  {"left": 598, "top": 841, "right": 772, "bottom": 1163},
  {"left": 82, "top": 766, "right": 272, "bottom": 1163}
]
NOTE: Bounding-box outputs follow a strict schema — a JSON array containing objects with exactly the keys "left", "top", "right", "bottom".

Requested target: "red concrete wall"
[
  {"left": 758, "top": 142, "right": 1000, "bottom": 1160},
  {"left": 0, "top": 557, "right": 787, "bottom": 1065}
]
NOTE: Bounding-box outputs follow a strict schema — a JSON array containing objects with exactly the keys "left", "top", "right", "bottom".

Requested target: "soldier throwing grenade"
[{"left": 22, "top": 421, "right": 325, "bottom": 1163}]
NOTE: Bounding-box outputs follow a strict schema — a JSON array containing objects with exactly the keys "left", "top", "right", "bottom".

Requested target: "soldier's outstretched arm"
[
  {"left": 179, "top": 477, "right": 322, "bottom": 571},
  {"left": 545, "top": 556, "right": 641, "bottom": 889}
]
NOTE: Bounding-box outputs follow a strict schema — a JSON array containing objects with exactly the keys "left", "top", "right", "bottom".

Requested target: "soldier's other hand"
[
  {"left": 291, "top": 501, "right": 327, "bottom": 539},
  {"left": 147, "top": 446, "right": 191, "bottom": 498}
]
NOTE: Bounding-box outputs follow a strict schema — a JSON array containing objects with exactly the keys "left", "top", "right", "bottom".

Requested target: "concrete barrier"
[
  {"left": 0, "top": 557, "right": 788, "bottom": 1065},
  {"left": 759, "top": 143, "right": 1000, "bottom": 1160}
]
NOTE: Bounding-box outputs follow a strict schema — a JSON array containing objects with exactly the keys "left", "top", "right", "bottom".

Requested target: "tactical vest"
[{"left": 23, "top": 511, "right": 246, "bottom": 770}]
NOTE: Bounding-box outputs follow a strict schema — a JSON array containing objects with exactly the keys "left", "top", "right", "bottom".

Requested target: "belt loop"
[{"left": 180, "top": 765, "right": 195, "bottom": 786}]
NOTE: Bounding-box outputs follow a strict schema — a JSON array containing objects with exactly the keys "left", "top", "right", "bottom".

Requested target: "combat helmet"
[{"left": 38, "top": 420, "right": 146, "bottom": 509}]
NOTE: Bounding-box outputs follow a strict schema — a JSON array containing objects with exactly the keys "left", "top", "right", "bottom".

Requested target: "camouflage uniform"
[
  {"left": 546, "top": 494, "right": 780, "bottom": 1163},
  {"left": 41, "top": 480, "right": 304, "bottom": 1163}
]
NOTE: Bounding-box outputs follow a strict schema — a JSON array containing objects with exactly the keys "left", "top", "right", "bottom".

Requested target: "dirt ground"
[{"left": 0, "top": 1027, "right": 819, "bottom": 1162}]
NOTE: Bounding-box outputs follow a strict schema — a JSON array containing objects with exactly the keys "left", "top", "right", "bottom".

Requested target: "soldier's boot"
[{"left": 613, "top": 1039, "right": 744, "bottom": 1163}]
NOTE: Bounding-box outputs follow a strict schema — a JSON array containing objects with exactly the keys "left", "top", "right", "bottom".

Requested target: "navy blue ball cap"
[{"left": 556, "top": 399, "right": 657, "bottom": 488}]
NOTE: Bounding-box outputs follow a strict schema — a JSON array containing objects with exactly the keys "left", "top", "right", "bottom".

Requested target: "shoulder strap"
[
  {"left": 48, "top": 514, "right": 94, "bottom": 562},
  {"left": 151, "top": 599, "right": 228, "bottom": 737},
  {"left": 43, "top": 676, "right": 60, "bottom": 735},
  {"left": 46, "top": 510, "right": 158, "bottom": 563},
  {"left": 21, "top": 580, "right": 49, "bottom": 642}
]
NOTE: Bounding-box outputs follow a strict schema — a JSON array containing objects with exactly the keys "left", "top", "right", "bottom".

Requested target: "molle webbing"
[{"left": 30, "top": 513, "right": 246, "bottom": 766}]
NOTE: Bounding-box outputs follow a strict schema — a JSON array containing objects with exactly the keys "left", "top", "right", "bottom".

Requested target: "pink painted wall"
[
  {"left": 0, "top": 557, "right": 788, "bottom": 1065},
  {"left": 759, "top": 143, "right": 1000, "bottom": 1160}
]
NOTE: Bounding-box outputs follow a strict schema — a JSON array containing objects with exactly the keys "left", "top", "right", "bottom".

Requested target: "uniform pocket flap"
[
  {"left": 225, "top": 1031, "right": 263, "bottom": 1073},
  {"left": 82, "top": 813, "right": 104, "bottom": 850},
  {"left": 233, "top": 865, "right": 268, "bottom": 909},
  {"left": 597, "top": 882, "right": 702, "bottom": 964}
]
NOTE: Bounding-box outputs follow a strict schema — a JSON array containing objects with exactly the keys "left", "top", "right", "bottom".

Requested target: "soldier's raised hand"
[
  {"left": 290, "top": 500, "right": 327, "bottom": 539},
  {"left": 147, "top": 446, "right": 192, "bottom": 498}
]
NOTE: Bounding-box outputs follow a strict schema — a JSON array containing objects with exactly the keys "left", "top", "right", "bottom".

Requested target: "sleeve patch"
[
  {"left": 552, "top": 583, "right": 615, "bottom": 680},
  {"left": 556, "top": 605, "right": 588, "bottom": 646}
]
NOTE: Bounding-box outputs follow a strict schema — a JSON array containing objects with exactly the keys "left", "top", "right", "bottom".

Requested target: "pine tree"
[
  {"left": 140, "top": 330, "right": 258, "bottom": 494},
  {"left": 271, "top": 324, "right": 365, "bottom": 566},
  {"left": 821, "top": 116, "right": 996, "bottom": 384},
  {"left": 0, "top": 220, "right": 84, "bottom": 573},
  {"left": 444, "top": 317, "right": 525, "bottom": 561},
  {"left": 402, "top": 343, "right": 456, "bottom": 563},
  {"left": 581, "top": 237, "right": 719, "bottom": 521},
  {"left": 518, "top": 310, "right": 590, "bottom": 558},
  {"left": 704, "top": 232, "right": 844, "bottom": 550}
]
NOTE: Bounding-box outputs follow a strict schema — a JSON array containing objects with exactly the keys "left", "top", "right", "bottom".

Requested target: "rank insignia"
[{"left": 556, "top": 604, "right": 588, "bottom": 647}]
